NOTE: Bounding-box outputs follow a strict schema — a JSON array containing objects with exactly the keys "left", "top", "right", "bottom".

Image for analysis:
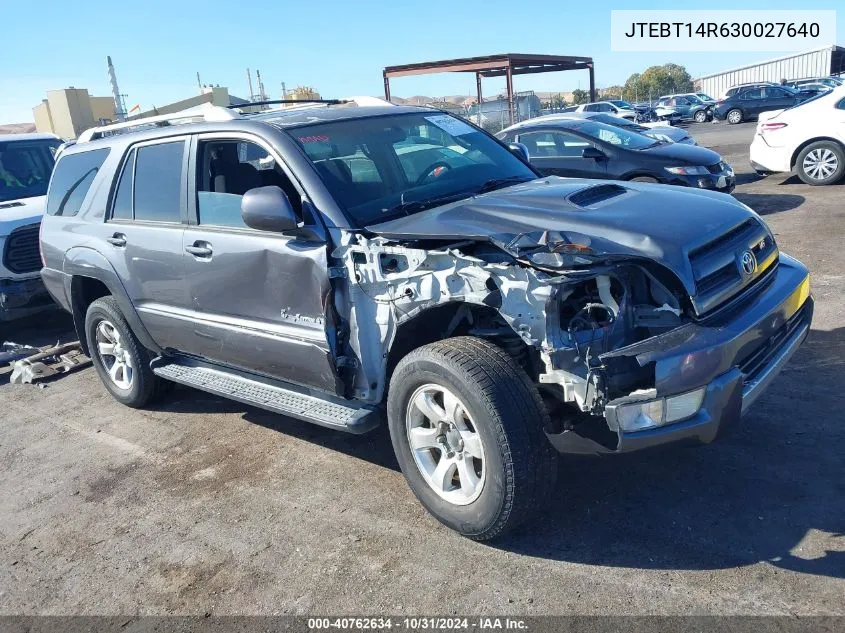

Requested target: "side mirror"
[
  {"left": 581, "top": 146, "right": 606, "bottom": 161},
  {"left": 241, "top": 186, "right": 299, "bottom": 232},
  {"left": 508, "top": 142, "right": 530, "bottom": 163}
]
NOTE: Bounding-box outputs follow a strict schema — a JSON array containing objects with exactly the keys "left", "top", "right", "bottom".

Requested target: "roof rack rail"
[
  {"left": 76, "top": 104, "right": 241, "bottom": 143},
  {"left": 227, "top": 99, "right": 348, "bottom": 109}
]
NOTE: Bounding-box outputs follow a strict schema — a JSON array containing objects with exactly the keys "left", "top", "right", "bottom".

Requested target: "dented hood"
[{"left": 366, "top": 177, "right": 760, "bottom": 295}]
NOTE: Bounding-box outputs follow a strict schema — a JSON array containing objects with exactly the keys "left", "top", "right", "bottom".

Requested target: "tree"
[
  {"left": 571, "top": 89, "right": 590, "bottom": 105},
  {"left": 622, "top": 64, "right": 693, "bottom": 103},
  {"left": 600, "top": 86, "right": 625, "bottom": 101}
]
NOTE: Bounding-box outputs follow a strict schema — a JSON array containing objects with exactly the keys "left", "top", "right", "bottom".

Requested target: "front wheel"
[
  {"left": 727, "top": 109, "right": 743, "bottom": 124},
  {"left": 693, "top": 110, "right": 708, "bottom": 123},
  {"left": 796, "top": 141, "right": 845, "bottom": 185},
  {"left": 387, "top": 337, "right": 557, "bottom": 541}
]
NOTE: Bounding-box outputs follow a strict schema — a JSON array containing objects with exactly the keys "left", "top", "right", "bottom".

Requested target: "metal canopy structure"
[{"left": 383, "top": 53, "right": 596, "bottom": 126}]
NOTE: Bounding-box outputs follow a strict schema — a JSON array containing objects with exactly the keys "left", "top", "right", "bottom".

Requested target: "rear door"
[
  {"left": 516, "top": 129, "right": 607, "bottom": 179},
  {"left": 97, "top": 137, "right": 190, "bottom": 350},
  {"left": 181, "top": 132, "right": 340, "bottom": 393}
]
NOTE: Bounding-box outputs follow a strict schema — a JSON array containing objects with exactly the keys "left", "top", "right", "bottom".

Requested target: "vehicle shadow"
[
  {"left": 150, "top": 326, "right": 843, "bottom": 578},
  {"left": 492, "top": 325, "right": 845, "bottom": 579},
  {"left": 732, "top": 192, "right": 805, "bottom": 215}
]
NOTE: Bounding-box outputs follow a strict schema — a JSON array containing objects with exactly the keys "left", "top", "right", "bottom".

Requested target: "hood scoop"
[
  {"left": 568, "top": 184, "right": 628, "bottom": 208},
  {"left": 0, "top": 201, "right": 25, "bottom": 210}
]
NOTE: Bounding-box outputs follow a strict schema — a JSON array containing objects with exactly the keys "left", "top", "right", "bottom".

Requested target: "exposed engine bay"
[{"left": 332, "top": 229, "right": 693, "bottom": 443}]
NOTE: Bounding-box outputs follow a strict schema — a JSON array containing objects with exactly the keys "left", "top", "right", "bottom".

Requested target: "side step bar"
[{"left": 151, "top": 357, "right": 379, "bottom": 434}]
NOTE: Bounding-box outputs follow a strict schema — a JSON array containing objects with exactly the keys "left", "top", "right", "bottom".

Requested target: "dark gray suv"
[{"left": 40, "top": 103, "right": 813, "bottom": 540}]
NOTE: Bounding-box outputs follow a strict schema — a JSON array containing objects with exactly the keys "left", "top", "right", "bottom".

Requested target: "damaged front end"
[{"left": 333, "top": 219, "right": 812, "bottom": 456}]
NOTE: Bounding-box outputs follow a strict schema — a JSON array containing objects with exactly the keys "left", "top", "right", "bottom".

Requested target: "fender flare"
[{"left": 63, "top": 246, "right": 162, "bottom": 355}]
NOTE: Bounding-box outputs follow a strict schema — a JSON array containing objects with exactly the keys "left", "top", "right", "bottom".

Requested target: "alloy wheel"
[
  {"left": 802, "top": 148, "right": 839, "bottom": 181},
  {"left": 95, "top": 319, "right": 134, "bottom": 390},
  {"left": 727, "top": 110, "right": 742, "bottom": 124},
  {"left": 405, "top": 384, "right": 486, "bottom": 505}
]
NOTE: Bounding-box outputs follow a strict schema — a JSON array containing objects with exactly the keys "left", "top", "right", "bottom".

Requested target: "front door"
[
  {"left": 517, "top": 129, "right": 607, "bottom": 179},
  {"left": 181, "top": 134, "right": 340, "bottom": 393},
  {"left": 96, "top": 137, "right": 190, "bottom": 350}
]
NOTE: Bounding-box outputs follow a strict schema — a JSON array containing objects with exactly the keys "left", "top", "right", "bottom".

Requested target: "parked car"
[
  {"left": 574, "top": 100, "right": 638, "bottom": 120},
  {"left": 531, "top": 111, "right": 697, "bottom": 145},
  {"left": 41, "top": 103, "right": 811, "bottom": 540},
  {"left": 713, "top": 85, "right": 805, "bottom": 124},
  {"left": 656, "top": 94, "right": 712, "bottom": 123},
  {"left": 786, "top": 77, "right": 842, "bottom": 90},
  {"left": 750, "top": 85, "right": 845, "bottom": 185},
  {"left": 497, "top": 118, "right": 734, "bottom": 192},
  {"left": 721, "top": 82, "right": 778, "bottom": 99},
  {"left": 0, "top": 133, "right": 62, "bottom": 322}
]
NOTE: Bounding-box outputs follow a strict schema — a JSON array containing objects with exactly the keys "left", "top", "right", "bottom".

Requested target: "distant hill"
[{"left": 0, "top": 123, "right": 36, "bottom": 134}]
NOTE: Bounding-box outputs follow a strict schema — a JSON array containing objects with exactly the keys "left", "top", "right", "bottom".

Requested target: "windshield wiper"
[
  {"left": 383, "top": 191, "right": 473, "bottom": 217},
  {"left": 475, "top": 175, "right": 533, "bottom": 194}
]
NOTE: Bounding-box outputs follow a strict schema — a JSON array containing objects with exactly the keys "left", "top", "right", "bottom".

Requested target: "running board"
[{"left": 151, "top": 357, "right": 379, "bottom": 434}]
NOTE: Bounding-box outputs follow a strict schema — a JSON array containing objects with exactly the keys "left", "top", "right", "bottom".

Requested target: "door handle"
[
  {"left": 185, "top": 241, "right": 213, "bottom": 258},
  {"left": 107, "top": 233, "right": 126, "bottom": 247}
]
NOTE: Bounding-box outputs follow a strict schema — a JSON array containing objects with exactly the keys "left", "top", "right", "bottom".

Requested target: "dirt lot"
[{"left": 1, "top": 122, "right": 843, "bottom": 616}]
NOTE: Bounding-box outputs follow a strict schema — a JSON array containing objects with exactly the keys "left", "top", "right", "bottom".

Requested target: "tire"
[
  {"left": 795, "top": 141, "right": 845, "bottom": 186},
  {"left": 630, "top": 176, "right": 659, "bottom": 183},
  {"left": 85, "top": 296, "right": 164, "bottom": 408},
  {"left": 727, "top": 109, "right": 743, "bottom": 124},
  {"left": 693, "top": 110, "right": 707, "bottom": 123},
  {"left": 387, "top": 337, "right": 557, "bottom": 541}
]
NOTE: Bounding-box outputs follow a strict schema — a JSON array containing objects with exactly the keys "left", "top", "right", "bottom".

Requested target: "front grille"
[
  {"left": 689, "top": 219, "right": 778, "bottom": 315},
  {"left": 738, "top": 301, "right": 810, "bottom": 382},
  {"left": 2, "top": 223, "right": 42, "bottom": 274}
]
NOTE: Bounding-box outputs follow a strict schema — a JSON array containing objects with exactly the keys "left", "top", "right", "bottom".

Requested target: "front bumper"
[
  {"left": 546, "top": 254, "right": 812, "bottom": 454},
  {"left": 0, "top": 275, "right": 56, "bottom": 322},
  {"left": 666, "top": 171, "right": 735, "bottom": 193}
]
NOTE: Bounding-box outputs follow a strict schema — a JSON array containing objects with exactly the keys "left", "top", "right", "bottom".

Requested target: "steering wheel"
[{"left": 415, "top": 161, "right": 452, "bottom": 186}]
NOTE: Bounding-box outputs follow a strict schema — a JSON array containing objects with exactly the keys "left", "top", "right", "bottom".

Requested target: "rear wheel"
[
  {"left": 387, "top": 337, "right": 557, "bottom": 541},
  {"left": 85, "top": 296, "right": 165, "bottom": 408},
  {"left": 796, "top": 141, "right": 845, "bottom": 185},
  {"left": 727, "top": 109, "right": 743, "bottom": 124},
  {"left": 630, "top": 175, "right": 659, "bottom": 183}
]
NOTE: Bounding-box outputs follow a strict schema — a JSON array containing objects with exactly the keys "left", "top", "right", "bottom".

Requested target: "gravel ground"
[{"left": 0, "top": 122, "right": 843, "bottom": 616}]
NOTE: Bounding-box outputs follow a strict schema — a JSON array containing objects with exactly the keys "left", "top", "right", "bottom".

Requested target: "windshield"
[
  {"left": 609, "top": 100, "right": 634, "bottom": 109},
  {"left": 0, "top": 139, "right": 60, "bottom": 203},
  {"left": 696, "top": 93, "right": 714, "bottom": 101},
  {"left": 564, "top": 120, "right": 658, "bottom": 150},
  {"left": 290, "top": 113, "right": 537, "bottom": 225}
]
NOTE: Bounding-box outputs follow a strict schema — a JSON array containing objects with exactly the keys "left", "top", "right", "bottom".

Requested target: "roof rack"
[
  {"left": 227, "top": 99, "right": 348, "bottom": 109},
  {"left": 76, "top": 104, "right": 241, "bottom": 143},
  {"left": 231, "top": 96, "right": 395, "bottom": 115}
]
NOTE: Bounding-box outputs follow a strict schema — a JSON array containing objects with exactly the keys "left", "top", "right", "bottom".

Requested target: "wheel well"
[
  {"left": 790, "top": 137, "right": 845, "bottom": 169},
  {"left": 385, "top": 303, "right": 536, "bottom": 387},
  {"left": 624, "top": 172, "right": 661, "bottom": 182},
  {"left": 70, "top": 276, "right": 110, "bottom": 355}
]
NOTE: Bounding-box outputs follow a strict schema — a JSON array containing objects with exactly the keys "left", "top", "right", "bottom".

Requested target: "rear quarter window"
[{"left": 46, "top": 148, "right": 110, "bottom": 216}]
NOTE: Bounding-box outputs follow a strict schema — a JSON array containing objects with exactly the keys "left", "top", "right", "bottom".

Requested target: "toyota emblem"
[{"left": 740, "top": 251, "right": 757, "bottom": 276}]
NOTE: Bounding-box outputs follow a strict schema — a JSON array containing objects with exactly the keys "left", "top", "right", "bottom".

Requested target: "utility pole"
[{"left": 281, "top": 82, "right": 287, "bottom": 100}]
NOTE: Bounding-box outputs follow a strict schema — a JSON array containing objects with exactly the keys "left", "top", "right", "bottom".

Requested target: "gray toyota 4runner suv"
[{"left": 40, "top": 103, "right": 813, "bottom": 540}]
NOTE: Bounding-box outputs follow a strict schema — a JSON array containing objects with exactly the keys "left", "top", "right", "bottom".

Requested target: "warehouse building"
[{"left": 695, "top": 45, "right": 845, "bottom": 98}]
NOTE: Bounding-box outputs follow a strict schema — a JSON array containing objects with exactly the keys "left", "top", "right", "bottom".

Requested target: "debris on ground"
[
  {"left": 0, "top": 342, "right": 41, "bottom": 364},
  {"left": 8, "top": 342, "right": 90, "bottom": 385}
]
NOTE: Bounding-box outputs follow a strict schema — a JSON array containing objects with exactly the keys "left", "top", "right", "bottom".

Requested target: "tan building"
[{"left": 32, "top": 88, "right": 116, "bottom": 140}]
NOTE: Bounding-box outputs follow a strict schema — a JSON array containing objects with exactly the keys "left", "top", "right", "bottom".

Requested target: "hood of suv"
[
  {"left": 367, "top": 178, "right": 760, "bottom": 297},
  {"left": 0, "top": 195, "right": 46, "bottom": 236}
]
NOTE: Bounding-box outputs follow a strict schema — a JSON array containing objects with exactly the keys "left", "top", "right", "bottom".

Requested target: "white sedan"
[{"left": 750, "top": 85, "right": 845, "bottom": 185}]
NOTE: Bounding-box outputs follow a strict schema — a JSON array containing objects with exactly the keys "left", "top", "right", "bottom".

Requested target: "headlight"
[
  {"left": 615, "top": 387, "right": 706, "bottom": 432},
  {"left": 664, "top": 165, "right": 709, "bottom": 175}
]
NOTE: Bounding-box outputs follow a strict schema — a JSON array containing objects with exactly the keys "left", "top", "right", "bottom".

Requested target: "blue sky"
[{"left": 2, "top": 0, "right": 842, "bottom": 123}]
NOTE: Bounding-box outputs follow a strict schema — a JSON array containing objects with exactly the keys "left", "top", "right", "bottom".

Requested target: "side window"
[
  {"left": 583, "top": 104, "right": 599, "bottom": 112},
  {"left": 518, "top": 131, "right": 589, "bottom": 158},
  {"left": 196, "top": 139, "right": 302, "bottom": 228},
  {"left": 741, "top": 88, "right": 763, "bottom": 100},
  {"left": 676, "top": 98, "right": 690, "bottom": 105},
  {"left": 45, "top": 148, "right": 110, "bottom": 217},
  {"left": 111, "top": 150, "right": 135, "bottom": 221},
  {"left": 133, "top": 142, "right": 184, "bottom": 223}
]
